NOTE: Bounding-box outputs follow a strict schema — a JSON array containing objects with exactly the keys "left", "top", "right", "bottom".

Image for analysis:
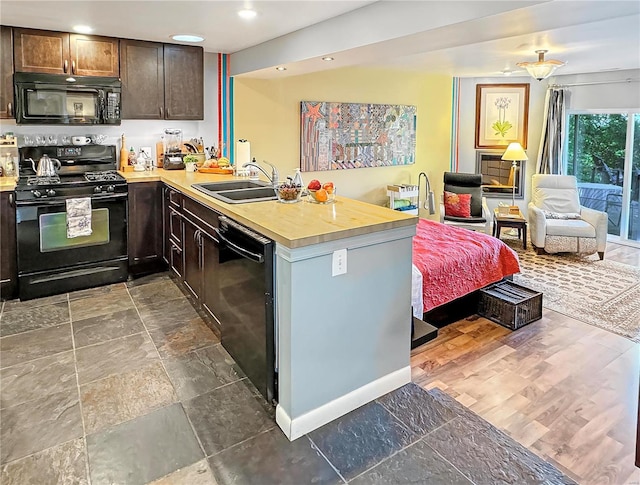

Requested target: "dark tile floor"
[{"left": 0, "top": 274, "right": 576, "bottom": 484}]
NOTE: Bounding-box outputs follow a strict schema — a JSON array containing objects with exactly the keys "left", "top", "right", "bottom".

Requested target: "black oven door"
[{"left": 16, "top": 193, "right": 128, "bottom": 299}]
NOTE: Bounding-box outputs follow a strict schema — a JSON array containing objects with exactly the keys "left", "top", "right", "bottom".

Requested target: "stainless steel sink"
[
  {"left": 192, "top": 182, "right": 277, "bottom": 204},
  {"left": 194, "top": 180, "right": 269, "bottom": 192}
]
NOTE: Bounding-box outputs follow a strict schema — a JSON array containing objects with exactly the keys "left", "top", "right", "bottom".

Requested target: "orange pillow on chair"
[{"left": 444, "top": 191, "right": 472, "bottom": 217}]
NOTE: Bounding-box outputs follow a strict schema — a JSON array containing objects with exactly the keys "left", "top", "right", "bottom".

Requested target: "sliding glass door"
[{"left": 566, "top": 111, "right": 640, "bottom": 245}]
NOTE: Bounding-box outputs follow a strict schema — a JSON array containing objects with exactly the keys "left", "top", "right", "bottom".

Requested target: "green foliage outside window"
[{"left": 566, "top": 113, "right": 640, "bottom": 184}]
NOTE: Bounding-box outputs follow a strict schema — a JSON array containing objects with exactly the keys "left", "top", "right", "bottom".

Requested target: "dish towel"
[{"left": 66, "top": 197, "right": 92, "bottom": 238}]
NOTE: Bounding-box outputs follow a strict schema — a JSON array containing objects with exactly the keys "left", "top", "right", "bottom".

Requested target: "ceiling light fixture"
[
  {"left": 501, "top": 69, "right": 514, "bottom": 76},
  {"left": 171, "top": 34, "right": 205, "bottom": 43},
  {"left": 238, "top": 9, "right": 257, "bottom": 19},
  {"left": 516, "top": 50, "right": 566, "bottom": 81},
  {"left": 73, "top": 25, "right": 93, "bottom": 34},
  {"left": 275, "top": 66, "right": 287, "bottom": 71},
  {"left": 322, "top": 56, "right": 334, "bottom": 61}
]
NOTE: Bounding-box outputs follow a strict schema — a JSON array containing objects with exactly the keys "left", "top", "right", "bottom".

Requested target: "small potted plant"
[{"left": 183, "top": 154, "right": 199, "bottom": 172}]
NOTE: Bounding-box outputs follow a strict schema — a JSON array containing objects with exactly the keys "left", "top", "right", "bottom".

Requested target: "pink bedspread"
[{"left": 412, "top": 219, "right": 520, "bottom": 312}]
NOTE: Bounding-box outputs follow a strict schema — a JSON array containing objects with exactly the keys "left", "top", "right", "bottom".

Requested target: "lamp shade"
[
  {"left": 501, "top": 142, "right": 528, "bottom": 161},
  {"left": 516, "top": 50, "right": 565, "bottom": 81}
]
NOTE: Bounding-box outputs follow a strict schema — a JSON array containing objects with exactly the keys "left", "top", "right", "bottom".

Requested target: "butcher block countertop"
[
  {"left": 0, "top": 177, "right": 17, "bottom": 192},
  {"left": 122, "top": 169, "right": 417, "bottom": 248}
]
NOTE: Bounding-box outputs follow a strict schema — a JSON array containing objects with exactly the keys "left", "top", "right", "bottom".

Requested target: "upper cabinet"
[
  {"left": 120, "top": 39, "right": 164, "bottom": 119},
  {"left": 164, "top": 44, "right": 204, "bottom": 120},
  {"left": 13, "top": 28, "right": 119, "bottom": 77},
  {"left": 0, "top": 26, "right": 14, "bottom": 119},
  {"left": 121, "top": 41, "right": 203, "bottom": 120}
]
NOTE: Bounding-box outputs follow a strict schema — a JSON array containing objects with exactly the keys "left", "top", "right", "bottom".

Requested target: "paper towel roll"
[
  {"left": 236, "top": 140, "right": 251, "bottom": 166},
  {"left": 236, "top": 140, "right": 251, "bottom": 176}
]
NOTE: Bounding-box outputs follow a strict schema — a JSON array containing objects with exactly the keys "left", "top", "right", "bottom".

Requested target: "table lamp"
[{"left": 501, "top": 142, "right": 528, "bottom": 211}]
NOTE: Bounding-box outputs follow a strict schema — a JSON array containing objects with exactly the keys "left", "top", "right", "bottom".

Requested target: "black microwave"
[{"left": 14, "top": 72, "right": 121, "bottom": 125}]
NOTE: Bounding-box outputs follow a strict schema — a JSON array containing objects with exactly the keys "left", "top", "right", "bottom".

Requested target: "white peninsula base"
[{"left": 274, "top": 225, "right": 416, "bottom": 440}]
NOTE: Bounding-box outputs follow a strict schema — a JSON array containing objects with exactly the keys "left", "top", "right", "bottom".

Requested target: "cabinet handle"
[
  {"left": 63, "top": 59, "right": 68, "bottom": 73},
  {"left": 159, "top": 106, "right": 163, "bottom": 118},
  {"left": 8, "top": 193, "right": 14, "bottom": 206},
  {"left": 7, "top": 102, "right": 12, "bottom": 117},
  {"left": 71, "top": 60, "right": 76, "bottom": 74}
]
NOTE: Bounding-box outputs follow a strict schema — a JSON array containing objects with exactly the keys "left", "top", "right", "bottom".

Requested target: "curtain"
[{"left": 537, "top": 88, "right": 566, "bottom": 174}]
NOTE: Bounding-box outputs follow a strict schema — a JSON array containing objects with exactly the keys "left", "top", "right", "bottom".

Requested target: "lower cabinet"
[
  {"left": 200, "top": 232, "right": 219, "bottom": 321},
  {"left": 161, "top": 184, "right": 221, "bottom": 331},
  {"left": 183, "top": 217, "right": 202, "bottom": 299},
  {"left": 0, "top": 191, "right": 17, "bottom": 299},
  {"left": 128, "top": 182, "right": 164, "bottom": 276}
]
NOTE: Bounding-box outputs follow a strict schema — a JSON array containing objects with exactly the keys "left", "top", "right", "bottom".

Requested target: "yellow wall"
[{"left": 233, "top": 67, "right": 452, "bottom": 214}]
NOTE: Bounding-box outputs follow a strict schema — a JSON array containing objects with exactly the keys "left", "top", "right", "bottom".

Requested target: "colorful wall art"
[{"left": 300, "top": 101, "right": 417, "bottom": 171}]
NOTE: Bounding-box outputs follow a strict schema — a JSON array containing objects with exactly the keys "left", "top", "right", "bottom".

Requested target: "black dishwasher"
[{"left": 213, "top": 216, "right": 276, "bottom": 403}]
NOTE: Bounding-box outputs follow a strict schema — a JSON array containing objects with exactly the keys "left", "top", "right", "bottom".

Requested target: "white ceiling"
[{"left": 1, "top": 0, "right": 639, "bottom": 79}]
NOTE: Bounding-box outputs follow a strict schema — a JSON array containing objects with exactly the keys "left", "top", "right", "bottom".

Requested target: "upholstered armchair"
[
  {"left": 529, "top": 174, "right": 607, "bottom": 259},
  {"left": 439, "top": 172, "right": 491, "bottom": 234}
]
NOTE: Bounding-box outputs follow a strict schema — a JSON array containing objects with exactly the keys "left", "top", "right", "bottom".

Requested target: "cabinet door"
[
  {"left": 14, "top": 28, "right": 69, "bottom": 74},
  {"left": 200, "top": 230, "right": 221, "bottom": 331},
  {"left": 164, "top": 44, "right": 203, "bottom": 120},
  {"left": 70, "top": 34, "right": 119, "bottom": 77},
  {"left": 0, "top": 26, "right": 14, "bottom": 119},
  {"left": 120, "top": 39, "right": 164, "bottom": 119},
  {"left": 128, "top": 182, "right": 163, "bottom": 275},
  {"left": 169, "top": 240, "right": 183, "bottom": 278},
  {"left": 0, "top": 192, "right": 17, "bottom": 300},
  {"left": 183, "top": 219, "right": 202, "bottom": 300}
]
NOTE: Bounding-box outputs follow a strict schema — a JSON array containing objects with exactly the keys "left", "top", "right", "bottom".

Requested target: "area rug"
[{"left": 502, "top": 238, "right": 640, "bottom": 342}]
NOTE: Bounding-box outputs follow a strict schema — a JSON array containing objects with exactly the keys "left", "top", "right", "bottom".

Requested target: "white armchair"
[{"left": 529, "top": 174, "right": 607, "bottom": 259}]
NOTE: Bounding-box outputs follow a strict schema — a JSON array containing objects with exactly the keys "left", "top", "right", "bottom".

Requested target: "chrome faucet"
[{"left": 243, "top": 160, "right": 280, "bottom": 187}]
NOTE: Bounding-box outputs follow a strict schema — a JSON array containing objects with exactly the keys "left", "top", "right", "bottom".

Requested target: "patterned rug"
[{"left": 502, "top": 238, "right": 640, "bottom": 343}]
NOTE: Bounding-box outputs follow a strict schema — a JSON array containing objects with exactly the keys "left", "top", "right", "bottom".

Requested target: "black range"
[{"left": 15, "top": 144, "right": 128, "bottom": 300}]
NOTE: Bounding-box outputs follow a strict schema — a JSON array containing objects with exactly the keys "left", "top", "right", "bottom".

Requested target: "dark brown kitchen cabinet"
[
  {"left": 164, "top": 44, "right": 204, "bottom": 120},
  {"left": 120, "top": 39, "right": 164, "bottom": 119},
  {"left": 128, "top": 182, "right": 164, "bottom": 276},
  {"left": 13, "top": 28, "right": 119, "bottom": 77},
  {"left": 0, "top": 26, "right": 14, "bottom": 119},
  {"left": 120, "top": 41, "right": 203, "bottom": 120},
  {"left": 200, "top": 232, "right": 220, "bottom": 323},
  {"left": 163, "top": 185, "right": 183, "bottom": 278},
  {"left": 183, "top": 217, "right": 202, "bottom": 299},
  {"left": 0, "top": 191, "right": 17, "bottom": 300}
]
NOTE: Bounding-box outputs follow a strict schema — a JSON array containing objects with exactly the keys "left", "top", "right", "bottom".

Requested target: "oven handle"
[
  {"left": 16, "top": 193, "right": 128, "bottom": 206},
  {"left": 214, "top": 227, "right": 264, "bottom": 263}
]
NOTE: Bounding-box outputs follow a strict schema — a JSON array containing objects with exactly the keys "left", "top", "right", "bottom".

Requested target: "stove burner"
[
  {"left": 85, "top": 171, "right": 121, "bottom": 182},
  {"left": 26, "top": 175, "right": 61, "bottom": 186}
]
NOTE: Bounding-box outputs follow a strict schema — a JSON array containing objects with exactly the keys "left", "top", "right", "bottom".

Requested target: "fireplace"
[{"left": 475, "top": 151, "right": 525, "bottom": 199}]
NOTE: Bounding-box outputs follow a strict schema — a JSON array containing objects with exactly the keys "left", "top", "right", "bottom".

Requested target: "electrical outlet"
[{"left": 332, "top": 249, "right": 347, "bottom": 276}]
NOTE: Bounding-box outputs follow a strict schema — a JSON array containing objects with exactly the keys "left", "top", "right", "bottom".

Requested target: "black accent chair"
[{"left": 439, "top": 172, "right": 491, "bottom": 233}]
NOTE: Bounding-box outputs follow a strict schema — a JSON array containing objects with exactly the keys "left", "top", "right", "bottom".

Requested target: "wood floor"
[{"left": 411, "top": 241, "right": 640, "bottom": 485}]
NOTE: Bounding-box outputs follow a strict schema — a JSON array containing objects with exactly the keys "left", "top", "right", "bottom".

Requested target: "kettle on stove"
[{"left": 27, "top": 154, "right": 62, "bottom": 177}]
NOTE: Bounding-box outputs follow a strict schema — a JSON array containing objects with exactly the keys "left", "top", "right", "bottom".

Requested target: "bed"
[{"left": 412, "top": 218, "right": 520, "bottom": 316}]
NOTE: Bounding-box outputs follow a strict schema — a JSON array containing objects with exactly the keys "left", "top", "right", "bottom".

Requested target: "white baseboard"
[{"left": 275, "top": 366, "right": 411, "bottom": 441}]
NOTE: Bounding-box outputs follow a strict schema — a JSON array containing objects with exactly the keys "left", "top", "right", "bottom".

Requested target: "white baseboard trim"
[{"left": 275, "top": 366, "right": 411, "bottom": 441}]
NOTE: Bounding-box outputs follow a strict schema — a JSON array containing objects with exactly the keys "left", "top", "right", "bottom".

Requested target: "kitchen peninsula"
[
  {"left": 0, "top": 167, "right": 417, "bottom": 440},
  {"left": 124, "top": 169, "right": 417, "bottom": 440}
]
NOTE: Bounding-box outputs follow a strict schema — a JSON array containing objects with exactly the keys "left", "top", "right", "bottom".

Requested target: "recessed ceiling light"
[
  {"left": 322, "top": 56, "right": 334, "bottom": 61},
  {"left": 171, "top": 34, "right": 205, "bottom": 43},
  {"left": 276, "top": 66, "right": 287, "bottom": 71},
  {"left": 73, "top": 25, "right": 93, "bottom": 34},
  {"left": 238, "top": 9, "right": 257, "bottom": 19}
]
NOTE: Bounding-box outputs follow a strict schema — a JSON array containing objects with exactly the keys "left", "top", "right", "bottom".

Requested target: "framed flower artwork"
[{"left": 475, "top": 84, "right": 530, "bottom": 149}]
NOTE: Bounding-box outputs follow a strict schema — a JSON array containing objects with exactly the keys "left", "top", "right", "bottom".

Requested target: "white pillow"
[{"left": 543, "top": 210, "right": 581, "bottom": 220}]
